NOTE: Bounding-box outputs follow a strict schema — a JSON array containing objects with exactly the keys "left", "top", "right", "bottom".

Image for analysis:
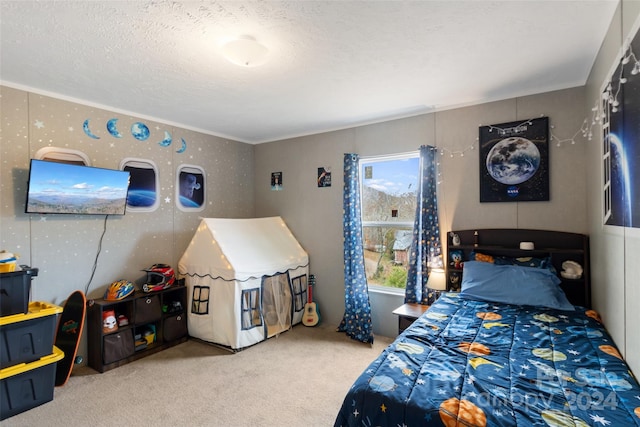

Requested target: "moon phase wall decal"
[
  {"left": 176, "top": 138, "right": 187, "bottom": 153},
  {"left": 82, "top": 119, "right": 101, "bottom": 139},
  {"left": 131, "top": 122, "right": 150, "bottom": 141},
  {"left": 158, "top": 130, "right": 172, "bottom": 147},
  {"left": 106, "top": 118, "right": 123, "bottom": 138},
  {"left": 82, "top": 118, "right": 187, "bottom": 153}
]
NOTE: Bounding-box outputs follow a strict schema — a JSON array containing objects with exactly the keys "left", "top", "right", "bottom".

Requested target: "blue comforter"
[{"left": 335, "top": 293, "right": 640, "bottom": 426}]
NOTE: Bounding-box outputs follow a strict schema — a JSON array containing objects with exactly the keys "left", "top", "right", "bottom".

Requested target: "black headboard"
[{"left": 446, "top": 229, "right": 590, "bottom": 308}]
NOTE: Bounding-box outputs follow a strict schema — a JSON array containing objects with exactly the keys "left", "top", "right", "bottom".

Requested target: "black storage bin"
[
  {"left": 163, "top": 314, "right": 187, "bottom": 342},
  {"left": 0, "top": 346, "right": 63, "bottom": 421},
  {"left": 103, "top": 330, "right": 134, "bottom": 365},
  {"left": 0, "top": 267, "right": 38, "bottom": 316},
  {"left": 0, "top": 302, "right": 61, "bottom": 369},
  {"left": 134, "top": 295, "right": 161, "bottom": 324}
]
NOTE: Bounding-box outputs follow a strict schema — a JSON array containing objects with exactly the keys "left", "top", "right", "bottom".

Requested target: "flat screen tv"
[{"left": 26, "top": 159, "right": 131, "bottom": 215}]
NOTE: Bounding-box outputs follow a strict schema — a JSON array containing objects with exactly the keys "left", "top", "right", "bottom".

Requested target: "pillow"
[
  {"left": 460, "top": 261, "right": 574, "bottom": 311},
  {"left": 469, "top": 251, "right": 494, "bottom": 263},
  {"left": 470, "top": 251, "right": 556, "bottom": 273}
]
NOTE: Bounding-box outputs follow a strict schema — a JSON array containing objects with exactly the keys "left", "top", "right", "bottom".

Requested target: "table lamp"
[{"left": 426, "top": 268, "right": 447, "bottom": 305}]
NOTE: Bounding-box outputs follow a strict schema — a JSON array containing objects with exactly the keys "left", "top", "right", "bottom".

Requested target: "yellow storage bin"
[
  {"left": 0, "top": 346, "right": 64, "bottom": 420},
  {"left": 0, "top": 302, "right": 63, "bottom": 369}
]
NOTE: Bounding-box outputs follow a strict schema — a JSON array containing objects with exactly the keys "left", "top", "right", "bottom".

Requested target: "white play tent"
[{"left": 178, "top": 217, "right": 309, "bottom": 350}]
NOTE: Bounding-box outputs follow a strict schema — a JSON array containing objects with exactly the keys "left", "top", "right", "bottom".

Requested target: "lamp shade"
[
  {"left": 221, "top": 36, "right": 269, "bottom": 67},
  {"left": 426, "top": 268, "right": 447, "bottom": 291}
]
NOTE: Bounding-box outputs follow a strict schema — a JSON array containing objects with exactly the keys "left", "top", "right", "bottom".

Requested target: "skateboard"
[{"left": 54, "top": 290, "right": 86, "bottom": 387}]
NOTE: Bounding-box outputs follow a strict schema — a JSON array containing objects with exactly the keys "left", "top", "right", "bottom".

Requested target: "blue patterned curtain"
[
  {"left": 337, "top": 153, "right": 374, "bottom": 344},
  {"left": 405, "top": 145, "right": 443, "bottom": 304}
]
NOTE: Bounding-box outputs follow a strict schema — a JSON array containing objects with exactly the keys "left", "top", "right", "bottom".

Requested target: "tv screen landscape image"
[{"left": 26, "top": 159, "right": 131, "bottom": 215}]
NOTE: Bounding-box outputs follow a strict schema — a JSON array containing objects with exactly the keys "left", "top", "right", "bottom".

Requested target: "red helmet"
[{"left": 142, "top": 264, "right": 175, "bottom": 292}]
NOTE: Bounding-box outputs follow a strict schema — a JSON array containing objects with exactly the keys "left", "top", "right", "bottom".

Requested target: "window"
[
  {"left": 360, "top": 152, "right": 419, "bottom": 291},
  {"left": 290, "top": 274, "right": 307, "bottom": 313},
  {"left": 191, "top": 285, "right": 210, "bottom": 315},
  {"left": 176, "top": 164, "right": 205, "bottom": 212},
  {"left": 241, "top": 288, "right": 262, "bottom": 330},
  {"left": 35, "top": 147, "right": 90, "bottom": 165},
  {"left": 603, "top": 110, "right": 612, "bottom": 224},
  {"left": 120, "top": 158, "right": 159, "bottom": 212}
]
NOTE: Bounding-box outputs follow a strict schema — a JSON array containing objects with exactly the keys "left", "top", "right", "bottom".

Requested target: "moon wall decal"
[
  {"left": 106, "top": 118, "right": 123, "bottom": 138},
  {"left": 82, "top": 119, "right": 100, "bottom": 139},
  {"left": 158, "top": 130, "right": 172, "bottom": 147},
  {"left": 176, "top": 138, "right": 187, "bottom": 153},
  {"left": 131, "top": 122, "right": 150, "bottom": 141}
]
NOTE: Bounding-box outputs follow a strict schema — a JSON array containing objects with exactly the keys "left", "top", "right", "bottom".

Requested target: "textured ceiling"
[{"left": 0, "top": 1, "right": 618, "bottom": 144}]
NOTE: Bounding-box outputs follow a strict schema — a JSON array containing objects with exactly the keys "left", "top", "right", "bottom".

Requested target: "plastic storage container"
[
  {"left": 0, "top": 301, "right": 62, "bottom": 369},
  {"left": 0, "top": 267, "right": 39, "bottom": 316},
  {"left": 0, "top": 346, "right": 63, "bottom": 420}
]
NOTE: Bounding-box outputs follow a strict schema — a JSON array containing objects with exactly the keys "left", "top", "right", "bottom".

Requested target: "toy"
[
  {"left": 561, "top": 261, "right": 583, "bottom": 279},
  {"left": 449, "top": 232, "right": 461, "bottom": 246},
  {"left": 117, "top": 314, "right": 129, "bottom": 326},
  {"left": 102, "top": 310, "right": 118, "bottom": 333},
  {"left": 449, "top": 250, "right": 464, "bottom": 269}
]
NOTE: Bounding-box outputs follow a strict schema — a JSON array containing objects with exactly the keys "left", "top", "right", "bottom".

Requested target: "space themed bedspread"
[{"left": 334, "top": 293, "right": 640, "bottom": 427}]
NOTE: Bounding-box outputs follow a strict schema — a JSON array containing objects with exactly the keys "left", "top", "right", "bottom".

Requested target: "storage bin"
[
  {"left": 0, "top": 346, "right": 63, "bottom": 420},
  {"left": 0, "top": 302, "right": 62, "bottom": 369},
  {"left": 0, "top": 267, "right": 39, "bottom": 316},
  {"left": 134, "top": 295, "right": 161, "bottom": 324},
  {"left": 103, "top": 329, "right": 134, "bottom": 365},
  {"left": 163, "top": 314, "right": 187, "bottom": 342}
]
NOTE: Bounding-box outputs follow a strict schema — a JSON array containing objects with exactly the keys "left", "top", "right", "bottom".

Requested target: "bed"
[{"left": 334, "top": 229, "right": 640, "bottom": 427}]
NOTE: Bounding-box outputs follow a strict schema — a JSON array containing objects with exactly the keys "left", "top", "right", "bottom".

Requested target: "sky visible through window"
[{"left": 362, "top": 157, "right": 419, "bottom": 196}]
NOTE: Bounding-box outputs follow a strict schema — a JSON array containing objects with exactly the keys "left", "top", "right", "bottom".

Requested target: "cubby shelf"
[{"left": 87, "top": 285, "right": 188, "bottom": 373}]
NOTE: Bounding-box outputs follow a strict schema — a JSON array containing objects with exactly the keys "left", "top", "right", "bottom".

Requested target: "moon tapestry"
[{"left": 479, "top": 116, "right": 549, "bottom": 202}]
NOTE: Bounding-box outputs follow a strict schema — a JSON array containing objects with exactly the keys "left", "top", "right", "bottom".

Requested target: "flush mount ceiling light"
[{"left": 221, "top": 35, "right": 269, "bottom": 67}]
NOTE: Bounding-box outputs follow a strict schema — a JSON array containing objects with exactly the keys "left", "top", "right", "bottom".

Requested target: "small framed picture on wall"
[
  {"left": 271, "top": 172, "right": 283, "bottom": 191},
  {"left": 317, "top": 167, "right": 331, "bottom": 187}
]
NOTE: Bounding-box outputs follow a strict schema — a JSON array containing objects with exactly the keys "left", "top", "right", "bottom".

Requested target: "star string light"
[{"left": 603, "top": 42, "right": 639, "bottom": 114}]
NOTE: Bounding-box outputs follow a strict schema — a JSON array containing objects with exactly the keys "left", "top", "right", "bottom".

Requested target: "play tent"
[{"left": 178, "top": 217, "right": 309, "bottom": 350}]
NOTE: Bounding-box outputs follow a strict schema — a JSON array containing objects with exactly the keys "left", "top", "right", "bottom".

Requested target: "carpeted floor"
[{"left": 2, "top": 324, "right": 393, "bottom": 426}]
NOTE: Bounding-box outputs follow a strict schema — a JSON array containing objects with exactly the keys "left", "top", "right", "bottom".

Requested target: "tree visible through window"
[{"left": 360, "top": 153, "right": 419, "bottom": 290}]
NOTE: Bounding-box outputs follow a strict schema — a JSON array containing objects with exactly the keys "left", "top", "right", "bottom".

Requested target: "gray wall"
[
  {"left": 254, "top": 86, "right": 589, "bottom": 339},
  {"left": 0, "top": 85, "right": 254, "bottom": 357},
  {"left": 254, "top": 1, "right": 640, "bottom": 378},
  {"left": 585, "top": 0, "right": 640, "bottom": 375}
]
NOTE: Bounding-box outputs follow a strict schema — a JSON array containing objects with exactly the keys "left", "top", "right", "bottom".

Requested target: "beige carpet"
[{"left": 3, "top": 325, "right": 393, "bottom": 427}]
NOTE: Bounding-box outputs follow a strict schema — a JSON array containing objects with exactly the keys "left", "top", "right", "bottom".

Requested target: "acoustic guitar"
[{"left": 302, "top": 274, "right": 320, "bottom": 327}]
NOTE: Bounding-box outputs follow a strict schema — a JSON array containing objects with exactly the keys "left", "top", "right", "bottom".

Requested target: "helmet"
[
  {"left": 105, "top": 279, "right": 135, "bottom": 301},
  {"left": 142, "top": 264, "right": 175, "bottom": 292}
]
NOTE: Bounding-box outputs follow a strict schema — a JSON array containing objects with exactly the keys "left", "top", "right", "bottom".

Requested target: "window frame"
[
  {"left": 359, "top": 151, "right": 419, "bottom": 294},
  {"left": 120, "top": 157, "right": 160, "bottom": 212},
  {"left": 176, "top": 164, "right": 206, "bottom": 212},
  {"left": 241, "top": 288, "right": 262, "bottom": 330}
]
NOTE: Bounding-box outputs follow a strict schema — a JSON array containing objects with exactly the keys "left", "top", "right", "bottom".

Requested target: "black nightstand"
[{"left": 392, "top": 303, "right": 430, "bottom": 334}]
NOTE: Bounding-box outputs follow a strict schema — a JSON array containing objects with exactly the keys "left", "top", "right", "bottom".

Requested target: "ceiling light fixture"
[{"left": 221, "top": 35, "right": 269, "bottom": 68}]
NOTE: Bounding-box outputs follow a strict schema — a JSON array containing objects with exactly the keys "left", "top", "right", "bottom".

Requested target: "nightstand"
[{"left": 392, "top": 303, "right": 430, "bottom": 334}]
